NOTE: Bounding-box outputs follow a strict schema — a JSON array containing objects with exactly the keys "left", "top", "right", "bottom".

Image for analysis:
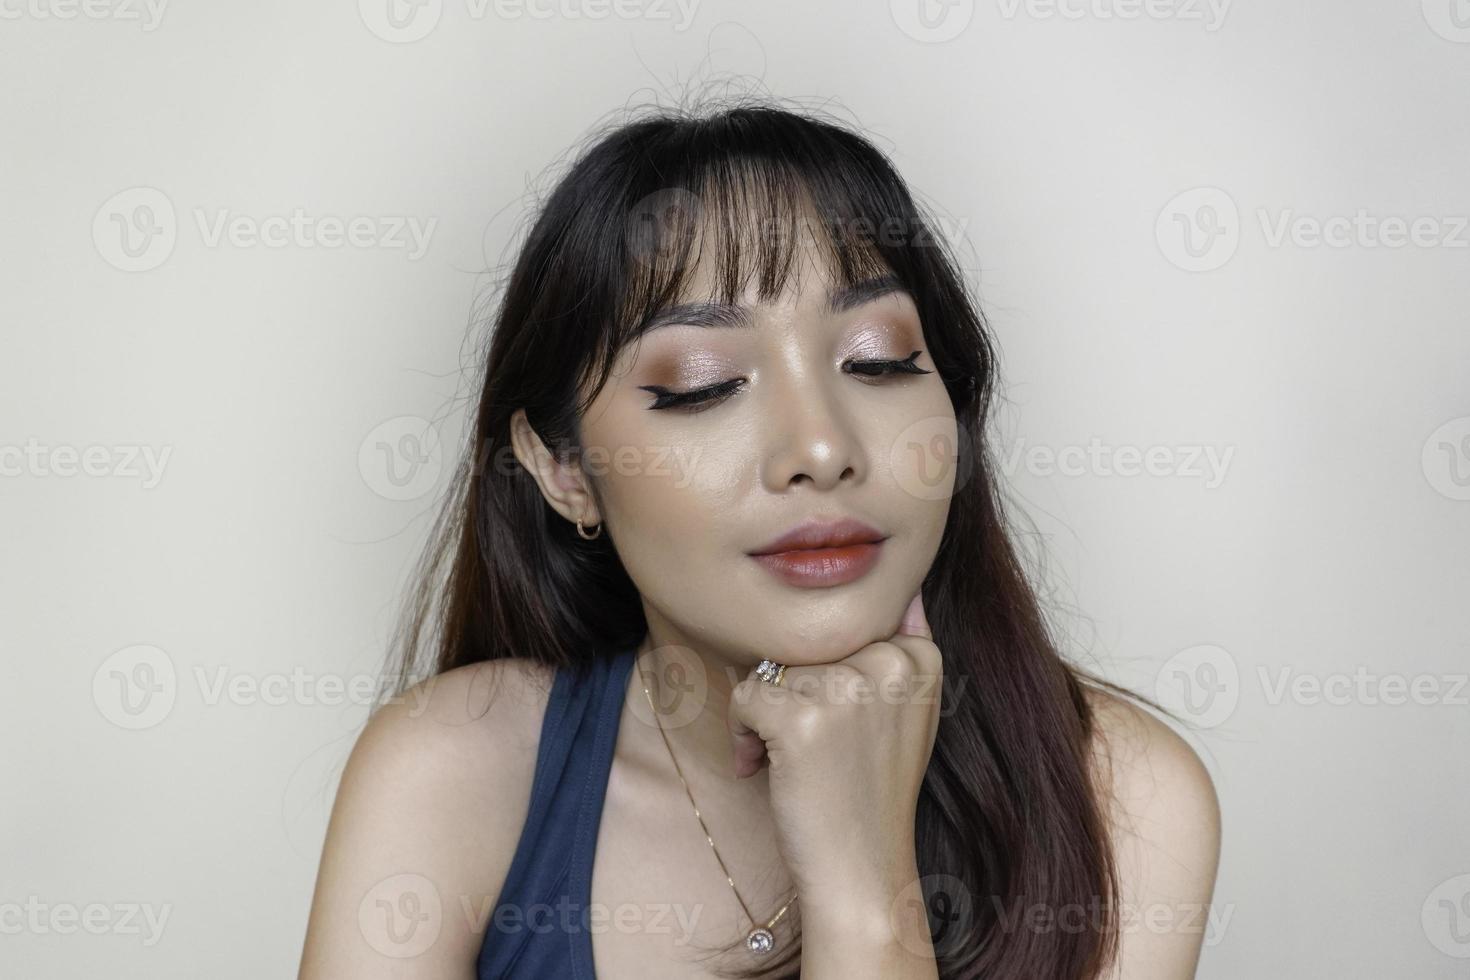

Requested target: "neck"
[
  {"left": 633, "top": 608, "right": 765, "bottom": 782},
  {"left": 628, "top": 608, "right": 797, "bottom": 925}
]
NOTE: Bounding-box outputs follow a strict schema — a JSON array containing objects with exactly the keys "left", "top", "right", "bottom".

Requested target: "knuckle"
[
  {"left": 789, "top": 703, "right": 824, "bottom": 741},
  {"left": 869, "top": 641, "right": 914, "bottom": 677}
]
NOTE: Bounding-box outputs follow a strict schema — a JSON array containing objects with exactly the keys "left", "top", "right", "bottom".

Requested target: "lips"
[
  {"left": 747, "top": 517, "right": 888, "bottom": 557},
  {"left": 747, "top": 517, "right": 889, "bottom": 589}
]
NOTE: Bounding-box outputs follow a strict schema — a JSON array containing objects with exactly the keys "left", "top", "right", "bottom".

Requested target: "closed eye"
[
  {"left": 843, "top": 349, "right": 930, "bottom": 378},
  {"left": 638, "top": 377, "right": 744, "bottom": 412},
  {"left": 638, "top": 350, "right": 932, "bottom": 412}
]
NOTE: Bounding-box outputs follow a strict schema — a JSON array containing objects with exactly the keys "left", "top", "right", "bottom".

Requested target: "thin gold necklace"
[{"left": 639, "top": 660, "right": 798, "bottom": 956}]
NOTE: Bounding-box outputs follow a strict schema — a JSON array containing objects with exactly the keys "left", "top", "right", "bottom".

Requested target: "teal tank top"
[{"left": 476, "top": 646, "right": 638, "bottom": 978}]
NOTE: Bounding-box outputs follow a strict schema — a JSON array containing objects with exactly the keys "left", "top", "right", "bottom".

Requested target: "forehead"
[
  {"left": 674, "top": 218, "right": 822, "bottom": 294},
  {"left": 642, "top": 204, "right": 913, "bottom": 327}
]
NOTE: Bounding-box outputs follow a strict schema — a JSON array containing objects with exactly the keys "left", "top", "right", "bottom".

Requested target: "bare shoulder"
[
  {"left": 297, "top": 657, "right": 559, "bottom": 980},
  {"left": 1084, "top": 685, "right": 1222, "bottom": 829},
  {"left": 354, "top": 656, "right": 559, "bottom": 772},
  {"left": 1083, "top": 685, "right": 1223, "bottom": 979}
]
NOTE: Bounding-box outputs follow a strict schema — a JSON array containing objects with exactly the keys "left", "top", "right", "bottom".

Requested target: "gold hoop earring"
[{"left": 576, "top": 517, "right": 602, "bottom": 540}]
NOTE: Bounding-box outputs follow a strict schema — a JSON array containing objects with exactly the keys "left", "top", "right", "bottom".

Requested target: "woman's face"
[{"left": 555, "top": 242, "right": 956, "bottom": 666}]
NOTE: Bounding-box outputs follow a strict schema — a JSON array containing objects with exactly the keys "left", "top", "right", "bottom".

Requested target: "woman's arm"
[
  {"left": 1091, "top": 692, "right": 1224, "bottom": 979},
  {"left": 296, "top": 660, "right": 550, "bottom": 980}
]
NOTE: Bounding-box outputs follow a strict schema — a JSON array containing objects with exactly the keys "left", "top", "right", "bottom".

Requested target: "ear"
[{"left": 509, "top": 408, "right": 599, "bottom": 528}]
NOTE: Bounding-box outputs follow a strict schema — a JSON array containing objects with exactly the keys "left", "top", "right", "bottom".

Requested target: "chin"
[{"left": 756, "top": 621, "right": 890, "bottom": 666}]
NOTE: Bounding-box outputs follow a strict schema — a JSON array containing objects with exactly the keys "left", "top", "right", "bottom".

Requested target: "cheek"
[
  {"left": 593, "top": 432, "right": 744, "bottom": 582},
  {"left": 596, "top": 421, "right": 751, "bottom": 515},
  {"left": 601, "top": 485, "right": 733, "bottom": 643},
  {"left": 580, "top": 387, "right": 750, "bottom": 561},
  {"left": 876, "top": 387, "right": 960, "bottom": 515},
  {"left": 592, "top": 428, "right": 772, "bottom": 641}
]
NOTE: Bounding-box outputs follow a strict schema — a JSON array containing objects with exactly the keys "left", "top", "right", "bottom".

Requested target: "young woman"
[{"left": 297, "top": 100, "right": 1221, "bottom": 980}]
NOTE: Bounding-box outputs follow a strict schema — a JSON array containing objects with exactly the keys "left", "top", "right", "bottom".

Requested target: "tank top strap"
[{"left": 477, "top": 645, "right": 638, "bottom": 979}]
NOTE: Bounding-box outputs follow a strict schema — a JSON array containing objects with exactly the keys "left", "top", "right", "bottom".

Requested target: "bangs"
[
  {"left": 572, "top": 112, "right": 934, "bottom": 412},
  {"left": 617, "top": 158, "right": 899, "bottom": 338}
]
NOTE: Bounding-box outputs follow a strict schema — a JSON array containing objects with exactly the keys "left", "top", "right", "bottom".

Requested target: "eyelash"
[{"left": 640, "top": 350, "right": 932, "bottom": 412}]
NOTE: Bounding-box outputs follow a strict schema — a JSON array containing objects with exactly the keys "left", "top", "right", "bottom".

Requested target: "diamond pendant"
[{"left": 746, "top": 927, "right": 775, "bottom": 955}]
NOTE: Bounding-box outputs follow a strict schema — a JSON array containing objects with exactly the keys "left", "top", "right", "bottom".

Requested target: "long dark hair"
[{"left": 384, "top": 96, "right": 1156, "bottom": 979}]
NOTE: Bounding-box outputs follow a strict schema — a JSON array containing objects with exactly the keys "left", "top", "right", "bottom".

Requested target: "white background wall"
[{"left": 3, "top": 1, "right": 1467, "bottom": 976}]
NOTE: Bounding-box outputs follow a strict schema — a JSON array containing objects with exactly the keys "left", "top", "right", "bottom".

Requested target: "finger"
[
  {"left": 897, "top": 590, "right": 931, "bottom": 640},
  {"left": 886, "top": 590, "right": 944, "bottom": 682},
  {"left": 727, "top": 680, "right": 772, "bottom": 779}
]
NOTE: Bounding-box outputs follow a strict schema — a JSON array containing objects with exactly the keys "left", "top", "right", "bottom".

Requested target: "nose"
[{"left": 759, "top": 372, "right": 868, "bottom": 492}]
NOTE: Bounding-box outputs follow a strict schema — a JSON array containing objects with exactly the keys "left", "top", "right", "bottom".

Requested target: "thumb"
[{"left": 898, "top": 590, "right": 931, "bottom": 640}]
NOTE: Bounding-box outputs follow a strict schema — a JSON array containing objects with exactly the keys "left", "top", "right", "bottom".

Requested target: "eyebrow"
[{"left": 636, "top": 273, "right": 911, "bottom": 334}]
